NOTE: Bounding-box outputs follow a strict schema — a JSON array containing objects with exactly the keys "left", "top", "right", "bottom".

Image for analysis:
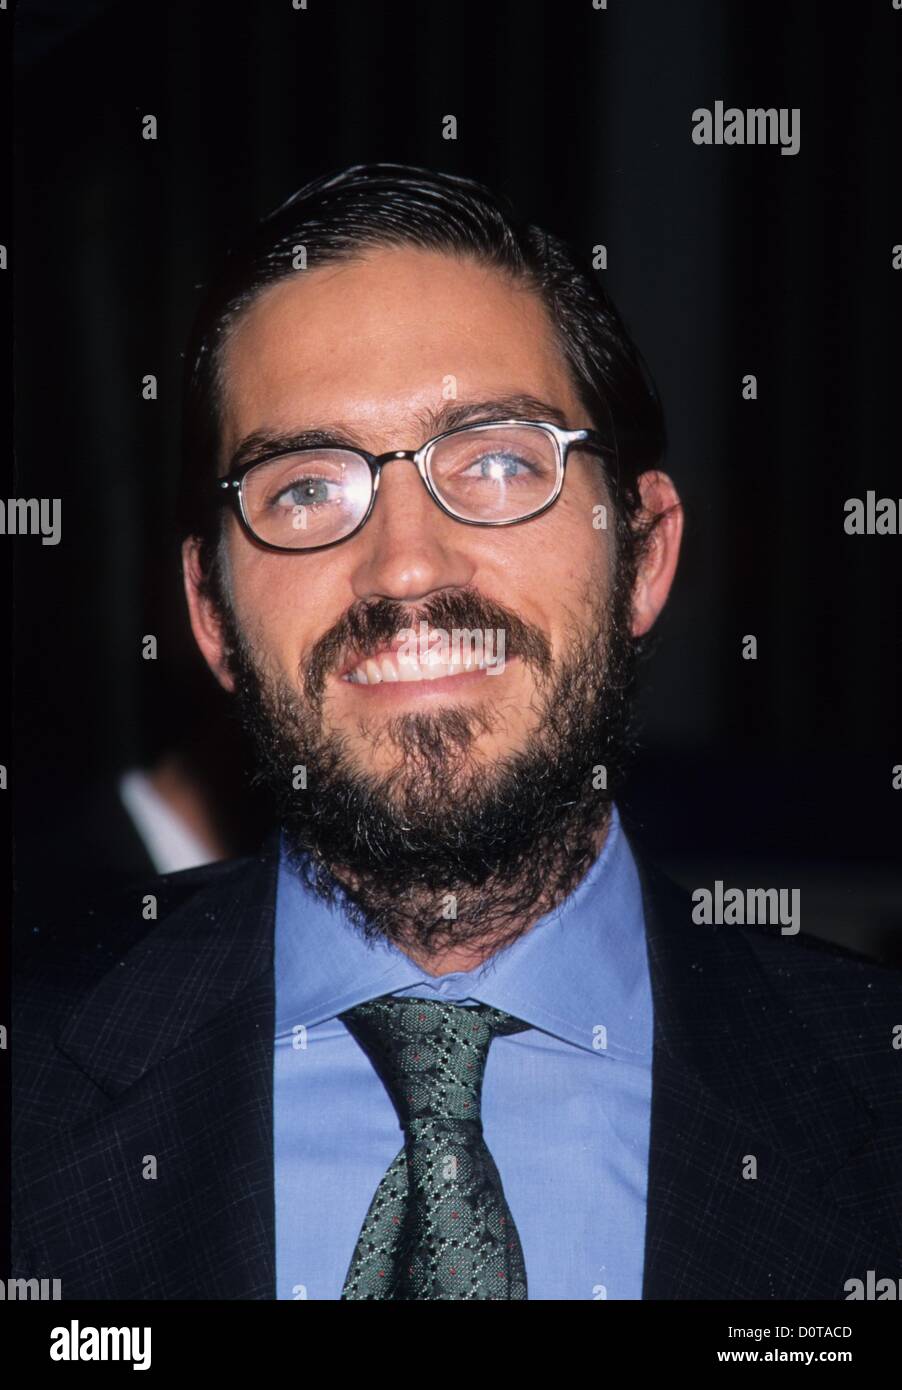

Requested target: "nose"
[{"left": 348, "top": 455, "right": 475, "bottom": 603}]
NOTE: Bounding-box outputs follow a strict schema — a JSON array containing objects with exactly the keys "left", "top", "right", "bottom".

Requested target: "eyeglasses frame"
[{"left": 215, "top": 417, "right": 617, "bottom": 554}]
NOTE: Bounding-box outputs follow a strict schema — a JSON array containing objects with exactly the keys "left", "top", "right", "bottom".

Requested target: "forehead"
[{"left": 217, "top": 245, "right": 583, "bottom": 452}]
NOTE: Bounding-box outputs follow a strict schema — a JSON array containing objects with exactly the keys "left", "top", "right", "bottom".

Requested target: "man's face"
[
  {"left": 184, "top": 244, "right": 681, "bottom": 955},
  {"left": 206, "top": 246, "right": 618, "bottom": 769}
]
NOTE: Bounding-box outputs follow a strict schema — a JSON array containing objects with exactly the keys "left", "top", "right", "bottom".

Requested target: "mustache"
[{"left": 303, "top": 588, "right": 553, "bottom": 706}]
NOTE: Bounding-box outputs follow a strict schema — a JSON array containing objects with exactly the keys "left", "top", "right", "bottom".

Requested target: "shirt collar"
[{"left": 274, "top": 803, "right": 651, "bottom": 1062}]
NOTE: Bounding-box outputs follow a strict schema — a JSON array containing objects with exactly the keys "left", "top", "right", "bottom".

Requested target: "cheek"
[
  {"left": 499, "top": 493, "right": 611, "bottom": 617},
  {"left": 554, "top": 479, "right": 618, "bottom": 605},
  {"left": 225, "top": 537, "right": 337, "bottom": 670}
]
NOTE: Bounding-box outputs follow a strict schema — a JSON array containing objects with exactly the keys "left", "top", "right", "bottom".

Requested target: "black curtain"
[{"left": 12, "top": 0, "right": 902, "bottom": 952}]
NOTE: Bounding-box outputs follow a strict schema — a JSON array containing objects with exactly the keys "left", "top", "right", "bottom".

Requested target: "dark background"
[{"left": 12, "top": 0, "right": 902, "bottom": 957}]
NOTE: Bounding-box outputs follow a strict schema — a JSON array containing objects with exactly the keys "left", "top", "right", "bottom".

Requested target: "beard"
[{"left": 214, "top": 549, "right": 641, "bottom": 964}]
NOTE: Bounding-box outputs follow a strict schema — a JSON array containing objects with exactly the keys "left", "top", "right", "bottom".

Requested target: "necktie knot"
[{"left": 339, "top": 994, "right": 529, "bottom": 1130}]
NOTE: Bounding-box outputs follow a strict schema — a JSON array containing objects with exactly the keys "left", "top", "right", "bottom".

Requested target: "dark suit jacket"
[
  {"left": 14, "top": 776, "right": 157, "bottom": 948},
  {"left": 11, "top": 831, "right": 902, "bottom": 1299}
]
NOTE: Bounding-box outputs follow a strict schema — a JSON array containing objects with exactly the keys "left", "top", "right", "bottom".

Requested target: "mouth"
[
  {"left": 336, "top": 633, "right": 511, "bottom": 691},
  {"left": 341, "top": 644, "right": 503, "bottom": 683}
]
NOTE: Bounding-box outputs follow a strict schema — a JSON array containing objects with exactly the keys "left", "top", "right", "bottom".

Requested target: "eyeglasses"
[{"left": 216, "top": 417, "right": 616, "bottom": 553}]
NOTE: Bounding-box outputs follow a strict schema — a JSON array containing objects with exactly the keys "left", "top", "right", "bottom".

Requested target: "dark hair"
[{"left": 179, "top": 161, "right": 667, "bottom": 594}]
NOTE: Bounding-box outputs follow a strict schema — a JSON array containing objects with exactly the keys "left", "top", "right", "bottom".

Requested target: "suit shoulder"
[
  {"left": 738, "top": 915, "right": 902, "bottom": 998},
  {"left": 13, "top": 852, "right": 265, "bottom": 1024},
  {"left": 632, "top": 844, "right": 902, "bottom": 1070},
  {"left": 632, "top": 840, "right": 901, "bottom": 996},
  {"left": 12, "top": 846, "right": 277, "bottom": 1158},
  {"left": 733, "top": 914, "right": 902, "bottom": 1095}
]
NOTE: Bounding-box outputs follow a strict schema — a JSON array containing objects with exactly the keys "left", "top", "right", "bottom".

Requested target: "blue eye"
[
  {"left": 273, "top": 477, "right": 338, "bottom": 508},
  {"left": 467, "top": 452, "right": 532, "bottom": 480}
]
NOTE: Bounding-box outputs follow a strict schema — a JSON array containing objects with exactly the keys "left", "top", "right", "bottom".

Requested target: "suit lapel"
[
  {"left": 635, "top": 849, "right": 895, "bottom": 1298},
  {"left": 30, "top": 836, "right": 281, "bottom": 1299}
]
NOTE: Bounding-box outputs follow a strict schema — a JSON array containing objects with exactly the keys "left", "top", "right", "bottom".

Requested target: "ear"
[
  {"left": 182, "top": 537, "right": 237, "bottom": 693},
  {"left": 629, "top": 471, "right": 684, "bottom": 638}
]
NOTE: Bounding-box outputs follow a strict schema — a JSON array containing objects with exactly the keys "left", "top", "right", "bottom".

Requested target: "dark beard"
[{"left": 216, "top": 562, "right": 640, "bottom": 963}]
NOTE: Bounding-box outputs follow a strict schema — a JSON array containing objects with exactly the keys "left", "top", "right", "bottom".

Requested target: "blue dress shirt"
[{"left": 274, "top": 802, "right": 653, "bottom": 1300}]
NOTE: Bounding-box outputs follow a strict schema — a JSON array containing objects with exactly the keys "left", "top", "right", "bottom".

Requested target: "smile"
[{"left": 343, "top": 649, "right": 502, "bottom": 685}]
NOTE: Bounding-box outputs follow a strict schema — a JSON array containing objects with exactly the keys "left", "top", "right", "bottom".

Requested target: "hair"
[{"left": 179, "top": 161, "right": 667, "bottom": 605}]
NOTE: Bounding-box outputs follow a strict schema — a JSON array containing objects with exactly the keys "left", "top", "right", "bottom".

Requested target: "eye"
[
  {"left": 462, "top": 451, "right": 537, "bottom": 481},
  {"left": 271, "top": 476, "right": 343, "bottom": 509}
]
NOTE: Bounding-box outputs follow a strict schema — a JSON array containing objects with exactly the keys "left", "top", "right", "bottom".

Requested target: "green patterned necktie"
[{"left": 338, "top": 993, "right": 531, "bottom": 1300}]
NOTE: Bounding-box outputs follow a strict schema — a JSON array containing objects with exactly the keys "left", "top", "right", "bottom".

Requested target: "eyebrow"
[{"left": 226, "top": 393, "right": 572, "bottom": 473}]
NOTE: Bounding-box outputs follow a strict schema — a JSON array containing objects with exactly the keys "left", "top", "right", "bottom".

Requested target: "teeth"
[
  {"left": 420, "top": 643, "right": 447, "bottom": 670},
  {"left": 398, "top": 654, "right": 426, "bottom": 682},
  {"left": 345, "top": 650, "right": 490, "bottom": 685}
]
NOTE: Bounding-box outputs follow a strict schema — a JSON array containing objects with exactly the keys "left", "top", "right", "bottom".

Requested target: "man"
[{"left": 12, "top": 163, "right": 902, "bottom": 1301}]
